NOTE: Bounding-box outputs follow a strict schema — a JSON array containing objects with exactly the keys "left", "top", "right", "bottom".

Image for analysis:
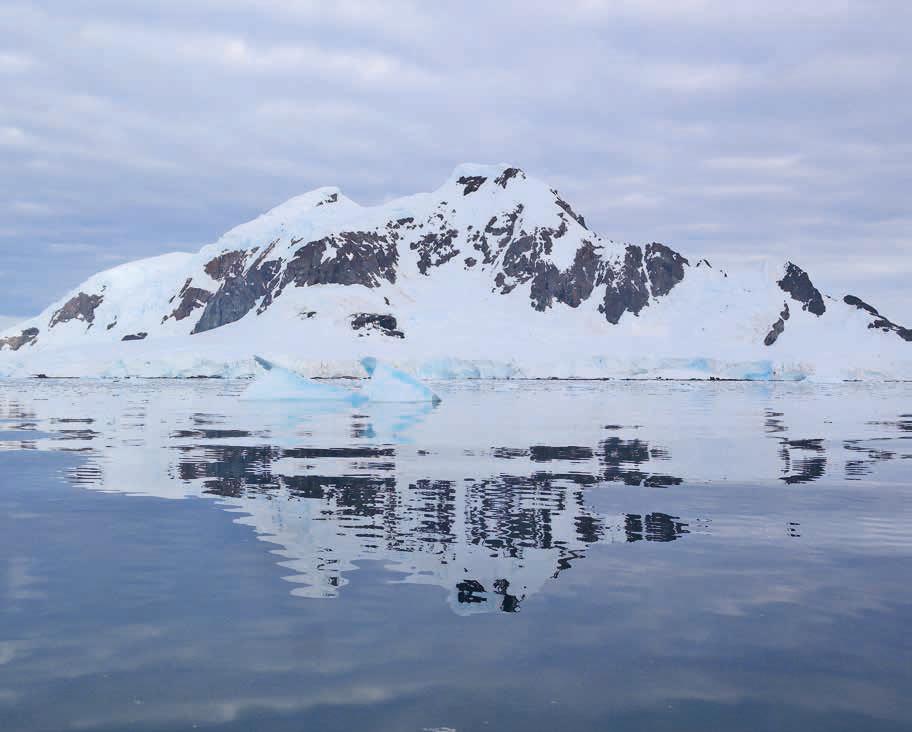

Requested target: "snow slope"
[{"left": 1, "top": 163, "right": 910, "bottom": 380}]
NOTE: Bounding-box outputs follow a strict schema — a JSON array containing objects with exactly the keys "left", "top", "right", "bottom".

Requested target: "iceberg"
[
  {"left": 360, "top": 357, "right": 442, "bottom": 404},
  {"left": 240, "top": 356, "right": 363, "bottom": 403}
]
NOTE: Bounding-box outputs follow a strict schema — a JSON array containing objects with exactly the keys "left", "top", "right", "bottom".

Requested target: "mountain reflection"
[
  {"left": 1, "top": 379, "right": 911, "bottom": 613},
  {"left": 167, "top": 435, "right": 691, "bottom": 611}
]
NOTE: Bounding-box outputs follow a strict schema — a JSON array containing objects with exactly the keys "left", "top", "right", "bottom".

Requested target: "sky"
[{"left": 1, "top": 0, "right": 910, "bottom": 323}]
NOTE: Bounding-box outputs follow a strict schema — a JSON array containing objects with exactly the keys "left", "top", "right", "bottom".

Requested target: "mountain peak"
[
  {"left": 260, "top": 186, "right": 352, "bottom": 217},
  {"left": 438, "top": 163, "right": 530, "bottom": 195},
  {"left": 446, "top": 162, "right": 521, "bottom": 182}
]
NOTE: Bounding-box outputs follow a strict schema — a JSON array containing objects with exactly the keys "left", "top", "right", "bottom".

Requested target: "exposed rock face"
[
  {"left": 529, "top": 241, "right": 600, "bottom": 310},
  {"left": 599, "top": 246, "right": 650, "bottom": 324},
  {"left": 844, "top": 295, "right": 912, "bottom": 342},
  {"left": 350, "top": 313, "right": 404, "bottom": 338},
  {"left": 493, "top": 217, "right": 592, "bottom": 305},
  {"left": 764, "top": 303, "right": 791, "bottom": 346},
  {"left": 193, "top": 248, "right": 282, "bottom": 334},
  {"left": 474, "top": 205, "right": 522, "bottom": 265},
  {"left": 644, "top": 243, "right": 688, "bottom": 297},
  {"left": 165, "top": 279, "right": 212, "bottom": 323},
  {"left": 412, "top": 229, "right": 460, "bottom": 275},
  {"left": 122, "top": 332, "right": 148, "bottom": 341},
  {"left": 778, "top": 263, "right": 825, "bottom": 316},
  {"left": 49, "top": 292, "right": 104, "bottom": 328},
  {"left": 485, "top": 228, "right": 688, "bottom": 321},
  {"left": 204, "top": 251, "right": 246, "bottom": 281},
  {"left": 283, "top": 232, "right": 398, "bottom": 289},
  {"left": 496, "top": 233, "right": 538, "bottom": 295},
  {"left": 457, "top": 175, "right": 487, "bottom": 195},
  {"left": 0, "top": 327, "right": 39, "bottom": 351},
  {"left": 494, "top": 167, "right": 525, "bottom": 188},
  {"left": 843, "top": 295, "right": 878, "bottom": 317},
  {"left": 553, "top": 192, "right": 586, "bottom": 229},
  {"left": 193, "top": 277, "right": 261, "bottom": 334}
]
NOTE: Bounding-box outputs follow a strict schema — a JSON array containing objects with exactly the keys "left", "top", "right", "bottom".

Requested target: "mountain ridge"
[{"left": 1, "top": 163, "right": 909, "bottom": 380}]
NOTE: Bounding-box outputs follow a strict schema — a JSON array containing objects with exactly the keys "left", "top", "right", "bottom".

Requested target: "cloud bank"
[{"left": 1, "top": 0, "right": 910, "bottom": 318}]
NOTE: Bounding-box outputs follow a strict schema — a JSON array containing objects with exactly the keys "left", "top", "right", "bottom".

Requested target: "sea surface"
[{"left": 1, "top": 378, "right": 910, "bottom": 731}]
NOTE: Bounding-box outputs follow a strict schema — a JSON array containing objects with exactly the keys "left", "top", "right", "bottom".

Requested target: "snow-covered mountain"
[{"left": 1, "top": 163, "right": 909, "bottom": 380}]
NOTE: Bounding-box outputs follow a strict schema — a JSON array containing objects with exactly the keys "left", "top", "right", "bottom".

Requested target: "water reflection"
[
  {"left": 778, "top": 438, "right": 827, "bottom": 484},
  {"left": 2, "top": 379, "right": 912, "bottom": 732},
  {"left": 167, "top": 434, "right": 694, "bottom": 611},
  {"left": 1, "top": 379, "right": 911, "bottom": 613}
]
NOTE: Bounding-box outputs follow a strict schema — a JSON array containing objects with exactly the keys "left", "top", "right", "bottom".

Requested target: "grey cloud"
[{"left": 0, "top": 0, "right": 909, "bottom": 317}]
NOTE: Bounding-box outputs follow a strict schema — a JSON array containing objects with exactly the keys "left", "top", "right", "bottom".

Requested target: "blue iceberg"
[
  {"left": 241, "top": 356, "right": 364, "bottom": 403},
  {"left": 361, "top": 357, "right": 442, "bottom": 404}
]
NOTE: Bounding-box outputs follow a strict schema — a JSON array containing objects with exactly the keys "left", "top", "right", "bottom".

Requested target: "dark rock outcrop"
[
  {"left": 764, "top": 303, "right": 790, "bottom": 346},
  {"left": 644, "top": 243, "right": 688, "bottom": 297},
  {"left": 529, "top": 241, "right": 600, "bottom": 311},
  {"left": 843, "top": 295, "right": 879, "bottom": 317},
  {"left": 165, "top": 279, "right": 212, "bottom": 323},
  {"left": 553, "top": 192, "right": 586, "bottom": 229},
  {"left": 598, "top": 246, "right": 650, "bottom": 324},
  {"left": 315, "top": 192, "right": 338, "bottom": 206},
  {"left": 844, "top": 295, "right": 912, "bottom": 342},
  {"left": 49, "top": 292, "right": 104, "bottom": 328},
  {"left": 0, "top": 327, "right": 39, "bottom": 351},
  {"left": 494, "top": 167, "right": 524, "bottom": 188},
  {"left": 495, "top": 218, "right": 581, "bottom": 301},
  {"left": 121, "top": 332, "right": 148, "bottom": 341},
  {"left": 778, "top": 262, "right": 825, "bottom": 316},
  {"left": 486, "top": 218, "right": 685, "bottom": 322},
  {"left": 496, "top": 233, "right": 537, "bottom": 294},
  {"left": 350, "top": 313, "right": 404, "bottom": 338},
  {"left": 204, "top": 251, "right": 246, "bottom": 281},
  {"left": 193, "top": 277, "right": 262, "bottom": 334},
  {"left": 282, "top": 231, "right": 398, "bottom": 289},
  {"left": 474, "top": 205, "right": 522, "bottom": 265},
  {"left": 193, "top": 246, "right": 282, "bottom": 334},
  {"left": 412, "top": 229, "right": 460, "bottom": 275},
  {"left": 457, "top": 175, "right": 487, "bottom": 195}
]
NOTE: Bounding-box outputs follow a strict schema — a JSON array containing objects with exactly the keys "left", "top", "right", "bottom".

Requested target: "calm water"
[{"left": 1, "top": 378, "right": 911, "bottom": 731}]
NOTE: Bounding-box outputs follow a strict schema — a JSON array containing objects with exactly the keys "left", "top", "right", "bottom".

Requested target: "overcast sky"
[{"left": 1, "top": 0, "right": 910, "bottom": 323}]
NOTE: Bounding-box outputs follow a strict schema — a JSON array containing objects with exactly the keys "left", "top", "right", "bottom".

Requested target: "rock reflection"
[
  {"left": 779, "top": 438, "right": 827, "bottom": 484},
  {"left": 161, "top": 430, "right": 696, "bottom": 611},
  {"left": 843, "top": 437, "right": 908, "bottom": 480},
  {"left": 2, "top": 379, "right": 911, "bottom": 613}
]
